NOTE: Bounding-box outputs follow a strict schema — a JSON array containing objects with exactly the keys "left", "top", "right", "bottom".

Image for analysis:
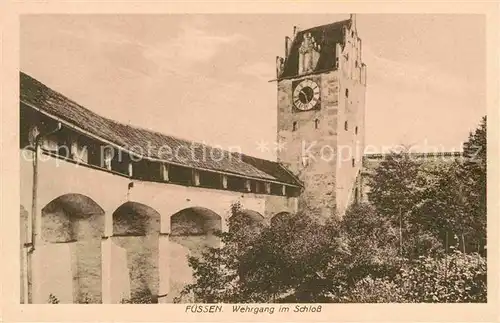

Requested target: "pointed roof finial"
[
  {"left": 350, "top": 14, "right": 356, "bottom": 28},
  {"left": 293, "top": 25, "right": 300, "bottom": 39}
]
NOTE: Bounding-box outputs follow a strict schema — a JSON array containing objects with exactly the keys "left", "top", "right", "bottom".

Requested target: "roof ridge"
[
  {"left": 297, "top": 19, "right": 351, "bottom": 34},
  {"left": 20, "top": 71, "right": 301, "bottom": 186},
  {"left": 20, "top": 72, "right": 210, "bottom": 149}
]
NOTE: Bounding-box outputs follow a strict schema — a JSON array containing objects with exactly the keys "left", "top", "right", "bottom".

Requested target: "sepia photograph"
[{"left": 16, "top": 11, "right": 489, "bottom": 308}]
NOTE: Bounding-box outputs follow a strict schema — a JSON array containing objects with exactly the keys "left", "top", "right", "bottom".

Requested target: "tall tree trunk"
[
  {"left": 399, "top": 206, "right": 403, "bottom": 257},
  {"left": 461, "top": 233, "right": 466, "bottom": 253},
  {"left": 444, "top": 230, "right": 449, "bottom": 300}
]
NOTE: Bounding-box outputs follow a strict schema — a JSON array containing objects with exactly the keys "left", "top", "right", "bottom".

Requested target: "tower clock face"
[{"left": 293, "top": 79, "right": 320, "bottom": 111}]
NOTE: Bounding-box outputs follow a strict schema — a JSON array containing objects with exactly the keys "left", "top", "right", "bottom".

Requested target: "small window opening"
[
  {"left": 314, "top": 119, "right": 320, "bottom": 129},
  {"left": 355, "top": 61, "right": 358, "bottom": 68},
  {"left": 352, "top": 158, "right": 355, "bottom": 167},
  {"left": 169, "top": 164, "right": 193, "bottom": 186},
  {"left": 111, "top": 151, "right": 131, "bottom": 176},
  {"left": 344, "top": 121, "right": 348, "bottom": 131},
  {"left": 285, "top": 186, "right": 300, "bottom": 197},
  {"left": 199, "top": 171, "right": 221, "bottom": 189},
  {"left": 355, "top": 126, "right": 358, "bottom": 135},
  {"left": 270, "top": 183, "right": 283, "bottom": 195},
  {"left": 345, "top": 88, "right": 349, "bottom": 98},
  {"left": 252, "top": 181, "right": 266, "bottom": 194},
  {"left": 292, "top": 121, "right": 298, "bottom": 131},
  {"left": 351, "top": 31, "right": 354, "bottom": 37},
  {"left": 227, "top": 175, "right": 247, "bottom": 192}
]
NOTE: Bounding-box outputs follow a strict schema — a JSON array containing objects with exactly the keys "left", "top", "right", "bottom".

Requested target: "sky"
[{"left": 20, "top": 14, "right": 486, "bottom": 159}]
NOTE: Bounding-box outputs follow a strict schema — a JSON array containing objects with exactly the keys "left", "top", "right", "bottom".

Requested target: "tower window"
[
  {"left": 352, "top": 158, "right": 355, "bottom": 167},
  {"left": 292, "top": 121, "right": 298, "bottom": 131},
  {"left": 355, "top": 126, "right": 358, "bottom": 135},
  {"left": 355, "top": 61, "right": 358, "bottom": 68},
  {"left": 314, "top": 119, "right": 320, "bottom": 129},
  {"left": 344, "top": 121, "right": 348, "bottom": 131},
  {"left": 345, "top": 88, "right": 349, "bottom": 98}
]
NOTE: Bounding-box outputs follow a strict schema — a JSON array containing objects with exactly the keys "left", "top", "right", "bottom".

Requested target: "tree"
[
  {"left": 177, "top": 117, "right": 487, "bottom": 303},
  {"left": 460, "top": 116, "right": 487, "bottom": 253},
  {"left": 416, "top": 116, "right": 487, "bottom": 255},
  {"left": 177, "top": 204, "right": 348, "bottom": 303},
  {"left": 340, "top": 203, "right": 401, "bottom": 284},
  {"left": 343, "top": 249, "right": 486, "bottom": 303},
  {"left": 367, "top": 148, "right": 426, "bottom": 256}
]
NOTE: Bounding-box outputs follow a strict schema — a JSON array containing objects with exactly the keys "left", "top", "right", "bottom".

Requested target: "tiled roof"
[
  {"left": 20, "top": 72, "right": 302, "bottom": 186},
  {"left": 361, "top": 152, "right": 463, "bottom": 175},
  {"left": 279, "top": 19, "right": 351, "bottom": 80}
]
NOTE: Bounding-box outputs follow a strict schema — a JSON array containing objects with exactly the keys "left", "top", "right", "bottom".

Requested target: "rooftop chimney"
[
  {"left": 285, "top": 36, "right": 292, "bottom": 59},
  {"left": 293, "top": 26, "right": 300, "bottom": 39},
  {"left": 350, "top": 14, "right": 357, "bottom": 28}
]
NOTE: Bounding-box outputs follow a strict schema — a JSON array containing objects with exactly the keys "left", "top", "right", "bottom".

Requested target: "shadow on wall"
[
  {"left": 112, "top": 201, "right": 160, "bottom": 303},
  {"left": 34, "top": 198, "right": 293, "bottom": 304},
  {"left": 168, "top": 207, "right": 290, "bottom": 303},
  {"left": 169, "top": 207, "right": 222, "bottom": 302},
  {"left": 41, "top": 193, "right": 104, "bottom": 304}
]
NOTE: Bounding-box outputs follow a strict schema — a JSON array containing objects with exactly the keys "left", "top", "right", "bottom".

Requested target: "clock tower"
[{"left": 275, "top": 14, "right": 367, "bottom": 220}]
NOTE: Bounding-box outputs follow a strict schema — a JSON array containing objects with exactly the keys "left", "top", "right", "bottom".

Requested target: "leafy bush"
[
  {"left": 48, "top": 293, "right": 60, "bottom": 304},
  {"left": 343, "top": 249, "right": 486, "bottom": 303},
  {"left": 177, "top": 117, "right": 487, "bottom": 304},
  {"left": 121, "top": 288, "right": 156, "bottom": 304},
  {"left": 343, "top": 276, "right": 406, "bottom": 303},
  {"left": 397, "top": 249, "right": 486, "bottom": 302},
  {"left": 177, "top": 205, "right": 348, "bottom": 303}
]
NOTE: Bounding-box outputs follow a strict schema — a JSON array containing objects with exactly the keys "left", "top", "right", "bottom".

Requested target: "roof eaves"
[{"left": 21, "top": 99, "right": 302, "bottom": 187}]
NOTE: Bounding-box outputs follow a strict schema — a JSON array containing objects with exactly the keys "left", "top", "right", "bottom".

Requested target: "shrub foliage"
[{"left": 177, "top": 117, "right": 487, "bottom": 303}]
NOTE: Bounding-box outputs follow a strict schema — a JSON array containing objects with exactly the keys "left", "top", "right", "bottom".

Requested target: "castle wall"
[
  {"left": 20, "top": 149, "right": 297, "bottom": 303},
  {"left": 277, "top": 72, "right": 340, "bottom": 220},
  {"left": 335, "top": 25, "right": 367, "bottom": 217},
  {"left": 276, "top": 21, "right": 367, "bottom": 220}
]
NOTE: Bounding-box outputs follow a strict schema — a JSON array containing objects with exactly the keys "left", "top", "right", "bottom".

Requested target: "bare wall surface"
[{"left": 20, "top": 151, "right": 297, "bottom": 303}]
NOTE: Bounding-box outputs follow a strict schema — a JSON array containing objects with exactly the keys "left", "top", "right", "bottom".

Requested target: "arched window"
[
  {"left": 344, "top": 121, "right": 348, "bottom": 131},
  {"left": 292, "top": 121, "right": 298, "bottom": 131},
  {"left": 314, "top": 119, "right": 320, "bottom": 129}
]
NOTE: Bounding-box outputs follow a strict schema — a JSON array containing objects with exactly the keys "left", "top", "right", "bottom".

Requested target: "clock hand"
[
  {"left": 299, "top": 89, "right": 309, "bottom": 102},
  {"left": 306, "top": 93, "right": 312, "bottom": 102},
  {"left": 302, "top": 89, "right": 313, "bottom": 103}
]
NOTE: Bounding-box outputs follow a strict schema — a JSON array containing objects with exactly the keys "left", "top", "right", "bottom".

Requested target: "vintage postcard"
[{"left": 1, "top": 1, "right": 498, "bottom": 322}]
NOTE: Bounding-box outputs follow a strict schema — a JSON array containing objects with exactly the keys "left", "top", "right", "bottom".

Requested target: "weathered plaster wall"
[
  {"left": 20, "top": 150, "right": 297, "bottom": 303},
  {"left": 112, "top": 236, "right": 159, "bottom": 301},
  {"left": 335, "top": 24, "right": 367, "bottom": 217},
  {"left": 275, "top": 22, "right": 367, "bottom": 220},
  {"left": 277, "top": 72, "right": 339, "bottom": 220},
  {"left": 32, "top": 244, "right": 73, "bottom": 303},
  {"left": 109, "top": 241, "right": 131, "bottom": 302}
]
